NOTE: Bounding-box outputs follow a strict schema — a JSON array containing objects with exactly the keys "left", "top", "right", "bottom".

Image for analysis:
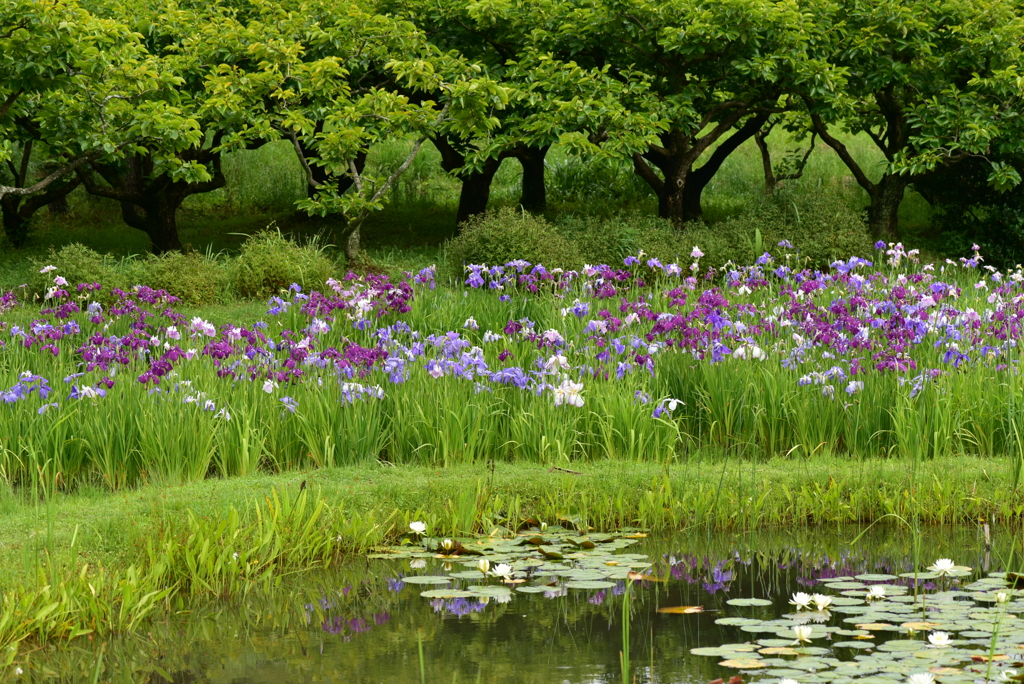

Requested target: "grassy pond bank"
[{"left": 3, "top": 457, "right": 1024, "bottom": 681}]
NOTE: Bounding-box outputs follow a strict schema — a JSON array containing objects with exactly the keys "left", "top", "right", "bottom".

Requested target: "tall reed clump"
[{"left": 0, "top": 486, "right": 391, "bottom": 653}]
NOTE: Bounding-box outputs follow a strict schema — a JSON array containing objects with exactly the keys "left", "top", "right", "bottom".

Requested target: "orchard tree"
[
  {"left": 801, "top": 0, "right": 1024, "bottom": 239},
  {"left": 200, "top": 0, "right": 509, "bottom": 260},
  {"left": 388, "top": 0, "right": 548, "bottom": 222},
  {"left": 73, "top": 2, "right": 250, "bottom": 253},
  {"left": 0, "top": 0, "right": 184, "bottom": 247},
  {"left": 390, "top": 0, "right": 659, "bottom": 225},
  {"left": 430, "top": 55, "right": 664, "bottom": 226},
  {"left": 475, "top": 0, "right": 823, "bottom": 224}
]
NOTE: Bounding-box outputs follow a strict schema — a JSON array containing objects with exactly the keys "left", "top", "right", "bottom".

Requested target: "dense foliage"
[{"left": 2, "top": 0, "right": 1024, "bottom": 256}]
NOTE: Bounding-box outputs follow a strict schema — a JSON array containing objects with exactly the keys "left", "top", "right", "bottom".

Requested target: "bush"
[
  {"left": 230, "top": 230, "right": 335, "bottom": 299},
  {"left": 914, "top": 154, "right": 1024, "bottom": 268},
  {"left": 554, "top": 213, "right": 689, "bottom": 265},
  {"left": 708, "top": 192, "right": 873, "bottom": 269},
  {"left": 444, "top": 207, "right": 583, "bottom": 272},
  {"left": 28, "top": 244, "right": 127, "bottom": 299},
  {"left": 137, "top": 251, "right": 227, "bottom": 307}
]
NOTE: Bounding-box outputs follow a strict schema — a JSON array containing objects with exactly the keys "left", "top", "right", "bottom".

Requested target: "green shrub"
[
  {"left": 138, "top": 251, "right": 227, "bottom": 307},
  {"left": 707, "top": 192, "right": 873, "bottom": 269},
  {"left": 230, "top": 230, "right": 335, "bottom": 299},
  {"left": 444, "top": 207, "right": 583, "bottom": 272},
  {"left": 28, "top": 244, "right": 127, "bottom": 299},
  {"left": 556, "top": 213, "right": 694, "bottom": 266}
]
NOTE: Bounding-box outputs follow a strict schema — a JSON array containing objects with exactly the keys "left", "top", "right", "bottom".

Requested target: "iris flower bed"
[{"left": 1, "top": 240, "right": 1022, "bottom": 490}]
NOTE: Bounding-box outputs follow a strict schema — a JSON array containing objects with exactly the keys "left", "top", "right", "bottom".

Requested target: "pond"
[{"left": 20, "top": 524, "right": 1019, "bottom": 683}]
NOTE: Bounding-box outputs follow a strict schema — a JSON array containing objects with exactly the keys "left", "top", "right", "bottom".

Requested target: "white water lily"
[
  {"left": 493, "top": 563, "right": 513, "bottom": 579},
  {"left": 792, "top": 625, "right": 813, "bottom": 645},
  {"left": 440, "top": 539, "right": 454, "bottom": 553},
  {"left": 927, "top": 631, "right": 951, "bottom": 647},
  {"left": 907, "top": 674, "right": 936, "bottom": 684},
  {"left": 927, "top": 558, "right": 956, "bottom": 576},
  {"left": 409, "top": 521, "right": 427, "bottom": 535},
  {"left": 789, "top": 592, "right": 812, "bottom": 611},
  {"left": 477, "top": 558, "right": 491, "bottom": 575},
  {"left": 996, "top": 591, "right": 1010, "bottom": 603},
  {"left": 866, "top": 586, "right": 886, "bottom": 601},
  {"left": 811, "top": 593, "right": 832, "bottom": 611},
  {"left": 779, "top": 680, "right": 799, "bottom": 684}
]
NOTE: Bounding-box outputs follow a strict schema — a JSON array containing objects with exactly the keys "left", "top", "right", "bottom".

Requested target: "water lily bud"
[
  {"left": 996, "top": 591, "right": 1010, "bottom": 603},
  {"left": 441, "top": 539, "right": 454, "bottom": 553},
  {"left": 478, "top": 558, "right": 491, "bottom": 575}
]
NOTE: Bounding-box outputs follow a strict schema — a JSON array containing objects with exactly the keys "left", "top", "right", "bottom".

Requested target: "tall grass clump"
[
  {"left": 444, "top": 208, "right": 582, "bottom": 275},
  {"left": 229, "top": 229, "right": 335, "bottom": 298},
  {"left": 701, "top": 192, "right": 873, "bottom": 268},
  {"left": 134, "top": 250, "right": 228, "bottom": 307}
]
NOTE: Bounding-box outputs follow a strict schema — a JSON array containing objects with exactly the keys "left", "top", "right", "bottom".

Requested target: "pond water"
[{"left": 21, "top": 525, "right": 1021, "bottom": 683}]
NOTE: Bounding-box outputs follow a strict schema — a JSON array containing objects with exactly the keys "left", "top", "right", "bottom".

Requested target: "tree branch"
[
  {"left": 632, "top": 152, "right": 664, "bottom": 192},
  {"left": 347, "top": 98, "right": 454, "bottom": 232},
  {"left": 691, "top": 112, "right": 771, "bottom": 187},
  {"left": 348, "top": 158, "right": 364, "bottom": 195},
  {"left": 286, "top": 128, "right": 320, "bottom": 189},
  {"left": 16, "top": 139, "right": 32, "bottom": 186},
  {"left": 806, "top": 109, "right": 876, "bottom": 195},
  {"left": 0, "top": 88, "right": 23, "bottom": 119},
  {"left": 0, "top": 151, "right": 101, "bottom": 201}
]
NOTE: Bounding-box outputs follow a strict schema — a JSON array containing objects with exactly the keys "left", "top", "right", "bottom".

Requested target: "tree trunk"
[
  {"left": 345, "top": 225, "right": 360, "bottom": 262},
  {"left": 753, "top": 129, "right": 778, "bottom": 194},
  {"left": 118, "top": 187, "right": 187, "bottom": 254},
  {"left": 657, "top": 168, "right": 697, "bottom": 223},
  {"left": 455, "top": 157, "right": 502, "bottom": 226},
  {"left": 633, "top": 114, "right": 770, "bottom": 225},
  {"left": 517, "top": 145, "right": 549, "bottom": 212},
  {"left": 80, "top": 151, "right": 224, "bottom": 254},
  {"left": 684, "top": 113, "right": 771, "bottom": 219},
  {"left": 1, "top": 175, "right": 80, "bottom": 247},
  {"left": 866, "top": 175, "right": 907, "bottom": 240},
  {"left": 48, "top": 195, "right": 69, "bottom": 216},
  {"left": 434, "top": 135, "right": 509, "bottom": 228},
  {"left": 0, "top": 197, "right": 28, "bottom": 247}
]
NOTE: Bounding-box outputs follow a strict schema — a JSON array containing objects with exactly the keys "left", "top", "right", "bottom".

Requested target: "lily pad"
[
  {"left": 402, "top": 576, "right": 454, "bottom": 584},
  {"left": 564, "top": 580, "right": 616, "bottom": 590},
  {"left": 419, "top": 589, "right": 475, "bottom": 598},
  {"left": 718, "top": 658, "right": 765, "bottom": 669},
  {"left": 727, "top": 598, "right": 773, "bottom": 607}
]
